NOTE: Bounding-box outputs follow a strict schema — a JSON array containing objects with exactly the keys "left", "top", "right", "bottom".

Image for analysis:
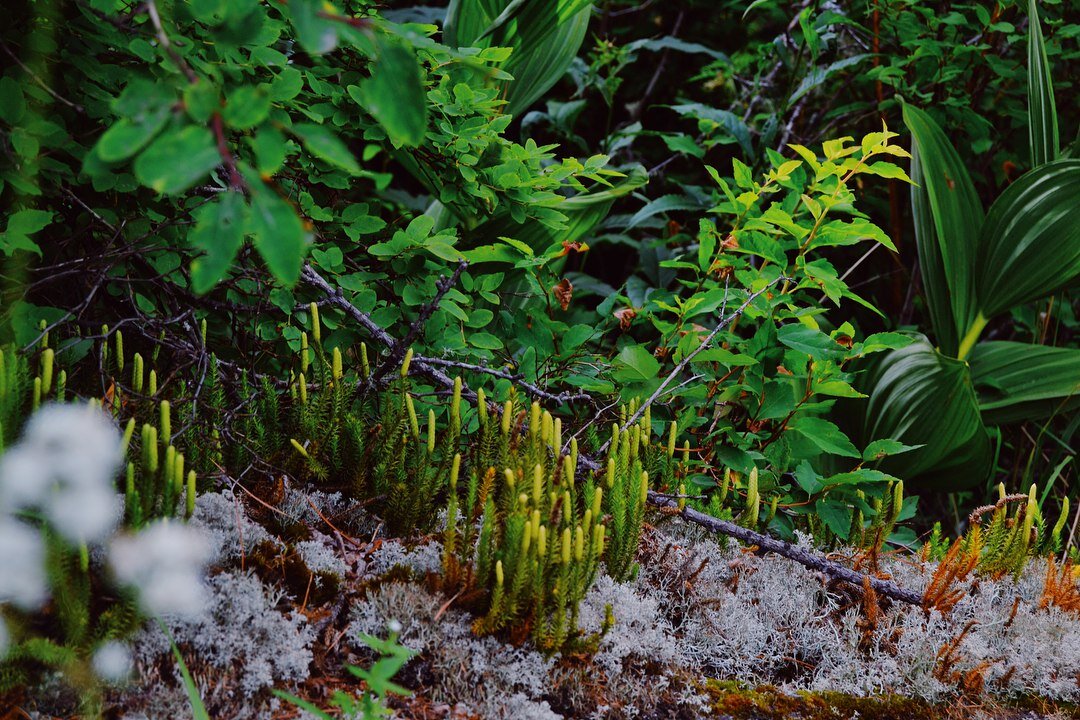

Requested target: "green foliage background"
[{"left": 1, "top": 0, "right": 1077, "bottom": 543}]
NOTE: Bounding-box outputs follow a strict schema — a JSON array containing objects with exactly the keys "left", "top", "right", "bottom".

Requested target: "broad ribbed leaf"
[
  {"left": 903, "top": 103, "right": 984, "bottom": 356},
  {"left": 969, "top": 341, "right": 1080, "bottom": 426},
  {"left": 855, "top": 335, "right": 991, "bottom": 489},
  {"left": 1028, "top": 0, "right": 1059, "bottom": 167},
  {"left": 444, "top": 0, "right": 592, "bottom": 117},
  {"left": 974, "top": 159, "right": 1080, "bottom": 318},
  {"left": 908, "top": 146, "right": 956, "bottom": 354}
]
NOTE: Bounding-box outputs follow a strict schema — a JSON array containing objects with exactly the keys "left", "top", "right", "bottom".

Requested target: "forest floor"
[{"left": 11, "top": 483, "right": 1061, "bottom": 720}]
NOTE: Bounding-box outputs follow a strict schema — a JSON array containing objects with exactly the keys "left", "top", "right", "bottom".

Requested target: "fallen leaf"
[
  {"left": 614, "top": 306, "right": 636, "bottom": 329},
  {"left": 553, "top": 277, "right": 573, "bottom": 311},
  {"left": 554, "top": 240, "right": 590, "bottom": 258}
]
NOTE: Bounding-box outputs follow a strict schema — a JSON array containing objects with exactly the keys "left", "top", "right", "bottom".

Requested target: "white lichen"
[
  {"left": 133, "top": 570, "right": 314, "bottom": 699},
  {"left": 294, "top": 533, "right": 348, "bottom": 579},
  {"left": 365, "top": 538, "right": 442, "bottom": 578},
  {"left": 189, "top": 490, "right": 276, "bottom": 563}
]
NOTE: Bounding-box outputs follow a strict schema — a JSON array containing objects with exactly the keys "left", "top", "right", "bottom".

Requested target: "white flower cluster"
[
  {"left": 110, "top": 520, "right": 211, "bottom": 619},
  {"left": 0, "top": 403, "right": 123, "bottom": 610},
  {"left": 0, "top": 403, "right": 211, "bottom": 672}
]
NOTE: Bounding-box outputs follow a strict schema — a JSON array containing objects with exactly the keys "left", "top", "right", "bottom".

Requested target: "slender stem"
[{"left": 956, "top": 312, "right": 988, "bottom": 361}]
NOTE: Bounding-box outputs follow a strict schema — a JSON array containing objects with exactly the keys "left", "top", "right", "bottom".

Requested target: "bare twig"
[
  {"left": 630, "top": 10, "right": 686, "bottom": 121},
  {"left": 420, "top": 357, "right": 593, "bottom": 404},
  {"left": 301, "top": 264, "right": 396, "bottom": 347},
  {"left": 648, "top": 490, "right": 924, "bottom": 606},
  {"left": 144, "top": 0, "right": 198, "bottom": 83},
  {"left": 0, "top": 42, "right": 83, "bottom": 112},
  {"left": 211, "top": 113, "right": 245, "bottom": 190},
  {"left": 372, "top": 259, "right": 468, "bottom": 381},
  {"left": 301, "top": 264, "right": 594, "bottom": 407}
]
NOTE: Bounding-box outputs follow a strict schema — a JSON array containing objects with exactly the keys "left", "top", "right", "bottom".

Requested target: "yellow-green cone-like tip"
[
  {"left": 451, "top": 377, "right": 462, "bottom": 429},
  {"left": 1052, "top": 496, "right": 1070, "bottom": 541},
  {"left": 450, "top": 453, "right": 461, "bottom": 489},
  {"left": 360, "top": 342, "right": 370, "bottom": 377},
  {"left": 427, "top": 409, "right": 436, "bottom": 453},
  {"left": 160, "top": 400, "right": 171, "bottom": 444},
  {"left": 290, "top": 438, "right": 310, "bottom": 458},
  {"left": 532, "top": 464, "right": 543, "bottom": 505},
  {"left": 521, "top": 522, "right": 532, "bottom": 554},
  {"left": 185, "top": 470, "right": 197, "bottom": 519},
  {"left": 40, "top": 348, "right": 54, "bottom": 396},
  {"left": 501, "top": 400, "right": 513, "bottom": 436},
  {"left": 401, "top": 347, "right": 414, "bottom": 378},
  {"left": 310, "top": 302, "right": 321, "bottom": 343},
  {"left": 406, "top": 394, "right": 420, "bottom": 439}
]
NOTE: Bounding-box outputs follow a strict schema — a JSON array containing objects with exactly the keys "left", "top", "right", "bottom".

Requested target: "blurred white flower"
[
  {"left": 0, "top": 446, "right": 47, "bottom": 513},
  {"left": 91, "top": 640, "right": 133, "bottom": 683},
  {"left": 45, "top": 481, "right": 123, "bottom": 546},
  {"left": 109, "top": 521, "right": 211, "bottom": 619},
  {"left": 0, "top": 403, "right": 123, "bottom": 543},
  {"left": 21, "top": 403, "right": 124, "bottom": 489},
  {"left": 388, "top": 619, "right": 403, "bottom": 634},
  {"left": 0, "top": 517, "right": 48, "bottom": 609}
]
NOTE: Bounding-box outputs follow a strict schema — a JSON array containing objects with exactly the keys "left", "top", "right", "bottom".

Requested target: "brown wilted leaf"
[
  {"left": 553, "top": 277, "right": 573, "bottom": 311},
  {"left": 614, "top": 307, "right": 636, "bottom": 329},
  {"left": 554, "top": 240, "right": 590, "bottom": 258}
]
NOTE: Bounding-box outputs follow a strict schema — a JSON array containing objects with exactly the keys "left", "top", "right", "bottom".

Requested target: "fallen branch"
[
  {"left": 301, "top": 264, "right": 397, "bottom": 348},
  {"left": 301, "top": 263, "right": 593, "bottom": 407},
  {"left": 647, "top": 490, "right": 924, "bottom": 606}
]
